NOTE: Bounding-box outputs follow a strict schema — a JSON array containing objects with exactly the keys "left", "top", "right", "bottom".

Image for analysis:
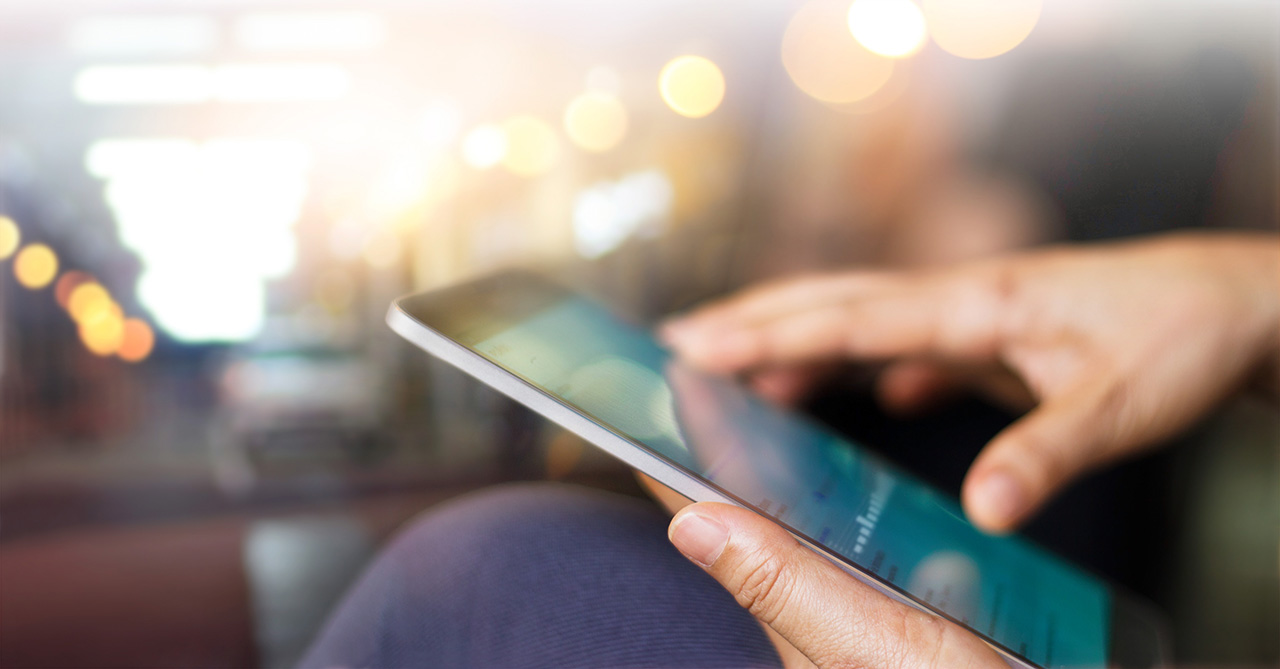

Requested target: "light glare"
[
  {"left": 461, "top": 125, "right": 507, "bottom": 169},
  {"left": 573, "top": 170, "right": 674, "bottom": 259},
  {"left": 73, "top": 63, "right": 351, "bottom": 105},
  {"left": 563, "top": 92, "right": 628, "bottom": 153},
  {"left": 118, "top": 318, "right": 156, "bottom": 363},
  {"left": 75, "top": 65, "right": 211, "bottom": 105},
  {"left": 55, "top": 270, "right": 93, "bottom": 310},
  {"left": 88, "top": 137, "right": 310, "bottom": 343},
  {"left": 923, "top": 0, "right": 1042, "bottom": 59},
  {"left": 68, "top": 282, "right": 113, "bottom": 324},
  {"left": 67, "top": 16, "right": 217, "bottom": 56},
  {"left": 659, "top": 56, "right": 725, "bottom": 119},
  {"left": 138, "top": 269, "right": 266, "bottom": 343},
  {"left": 501, "top": 116, "right": 560, "bottom": 177},
  {"left": 848, "top": 0, "right": 928, "bottom": 58},
  {"left": 14, "top": 244, "right": 58, "bottom": 290},
  {"left": 0, "top": 215, "right": 18, "bottom": 260},
  {"left": 213, "top": 63, "right": 350, "bottom": 102},
  {"left": 783, "top": 0, "right": 895, "bottom": 104},
  {"left": 79, "top": 309, "right": 126, "bottom": 357},
  {"left": 234, "top": 11, "right": 387, "bottom": 52}
]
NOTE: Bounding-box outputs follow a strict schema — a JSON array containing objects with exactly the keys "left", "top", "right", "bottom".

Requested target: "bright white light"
[
  {"left": 848, "top": 0, "right": 928, "bottom": 58},
  {"left": 234, "top": 11, "right": 387, "bottom": 52},
  {"left": 73, "top": 63, "right": 351, "bottom": 105},
  {"left": 86, "top": 138, "right": 198, "bottom": 178},
  {"left": 87, "top": 137, "right": 311, "bottom": 343},
  {"left": 461, "top": 124, "right": 507, "bottom": 169},
  {"left": 419, "top": 99, "right": 463, "bottom": 149},
  {"left": 213, "top": 63, "right": 350, "bottom": 102},
  {"left": 138, "top": 269, "right": 266, "bottom": 343},
  {"left": 75, "top": 65, "right": 212, "bottom": 105},
  {"left": 68, "top": 16, "right": 218, "bottom": 56},
  {"left": 573, "top": 170, "right": 673, "bottom": 259}
]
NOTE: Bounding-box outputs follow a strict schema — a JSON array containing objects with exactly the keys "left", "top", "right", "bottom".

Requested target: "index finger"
[{"left": 665, "top": 264, "right": 1014, "bottom": 375}]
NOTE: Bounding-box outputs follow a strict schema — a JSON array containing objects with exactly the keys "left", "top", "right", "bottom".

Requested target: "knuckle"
[
  {"left": 1092, "top": 377, "right": 1136, "bottom": 444},
  {"left": 931, "top": 267, "right": 1017, "bottom": 358},
  {"left": 900, "top": 609, "right": 952, "bottom": 669},
  {"left": 728, "top": 547, "right": 796, "bottom": 625},
  {"left": 988, "top": 262, "right": 1022, "bottom": 339}
]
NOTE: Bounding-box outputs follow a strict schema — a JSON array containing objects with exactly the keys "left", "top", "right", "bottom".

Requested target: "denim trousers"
[{"left": 300, "top": 483, "right": 782, "bottom": 668}]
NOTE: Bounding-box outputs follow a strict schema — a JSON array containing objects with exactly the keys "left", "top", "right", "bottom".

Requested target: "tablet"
[{"left": 388, "top": 270, "right": 1167, "bottom": 669}]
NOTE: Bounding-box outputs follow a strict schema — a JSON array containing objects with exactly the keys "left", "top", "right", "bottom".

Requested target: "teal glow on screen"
[{"left": 471, "top": 297, "right": 1110, "bottom": 668}]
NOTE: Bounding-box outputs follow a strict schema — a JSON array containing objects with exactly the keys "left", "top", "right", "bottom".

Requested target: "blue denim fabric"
[{"left": 300, "top": 483, "right": 781, "bottom": 669}]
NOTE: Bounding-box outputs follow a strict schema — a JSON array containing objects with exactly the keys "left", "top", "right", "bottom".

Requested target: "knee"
[{"left": 381, "top": 482, "right": 667, "bottom": 576}]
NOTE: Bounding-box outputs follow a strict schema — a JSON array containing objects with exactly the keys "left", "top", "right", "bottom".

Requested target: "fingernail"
[
  {"left": 669, "top": 510, "right": 729, "bottom": 567},
  {"left": 972, "top": 470, "right": 1025, "bottom": 529}
]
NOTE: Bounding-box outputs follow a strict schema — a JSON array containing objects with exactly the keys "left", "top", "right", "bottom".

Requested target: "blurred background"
[{"left": 0, "top": 0, "right": 1276, "bottom": 666}]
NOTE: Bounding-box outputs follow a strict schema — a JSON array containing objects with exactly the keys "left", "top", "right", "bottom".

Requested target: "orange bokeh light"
[
  {"left": 118, "top": 318, "right": 156, "bottom": 363},
  {"left": 55, "top": 271, "right": 94, "bottom": 310},
  {"left": 782, "top": 0, "right": 895, "bottom": 104},
  {"left": 68, "top": 282, "right": 114, "bottom": 324},
  {"left": 80, "top": 309, "right": 125, "bottom": 356}
]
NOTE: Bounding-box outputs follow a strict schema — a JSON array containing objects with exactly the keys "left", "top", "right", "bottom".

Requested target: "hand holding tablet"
[{"left": 387, "top": 231, "right": 1276, "bottom": 667}]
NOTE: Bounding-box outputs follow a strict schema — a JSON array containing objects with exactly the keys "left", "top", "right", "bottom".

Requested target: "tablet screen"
[{"left": 443, "top": 288, "right": 1110, "bottom": 668}]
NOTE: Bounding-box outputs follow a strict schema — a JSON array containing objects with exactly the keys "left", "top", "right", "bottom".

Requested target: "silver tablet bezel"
[{"left": 388, "top": 300, "right": 1042, "bottom": 668}]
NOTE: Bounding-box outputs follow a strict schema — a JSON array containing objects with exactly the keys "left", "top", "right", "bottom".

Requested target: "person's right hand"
[{"left": 662, "top": 232, "right": 1279, "bottom": 533}]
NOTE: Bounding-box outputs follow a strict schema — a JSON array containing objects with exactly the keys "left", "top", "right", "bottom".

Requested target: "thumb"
[{"left": 668, "top": 503, "right": 1002, "bottom": 669}]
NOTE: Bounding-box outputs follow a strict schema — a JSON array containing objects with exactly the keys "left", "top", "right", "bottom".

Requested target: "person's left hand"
[{"left": 668, "top": 502, "right": 1004, "bottom": 669}]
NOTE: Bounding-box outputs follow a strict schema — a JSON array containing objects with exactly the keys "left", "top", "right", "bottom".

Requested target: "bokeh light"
[
  {"left": 117, "top": 318, "right": 156, "bottom": 363},
  {"left": 659, "top": 55, "right": 725, "bottom": 119},
  {"left": 923, "top": 0, "right": 1042, "bottom": 60},
  {"left": 848, "top": 0, "right": 928, "bottom": 58},
  {"left": 461, "top": 124, "right": 507, "bottom": 169},
  {"left": 501, "top": 116, "right": 560, "bottom": 177},
  {"left": 54, "top": 270, "right": 93, "bottom": 310},
  {"left": 563, "top": 92, "right": 628, "bottom": 153},
  {"left": 80, "top": 308, "right": 126, "bottom": 356},
  {"left": 13, "top": 244, "right": 58, "bottom": 289},
  {"left": 0, "top": 215, "right": 19, "bottom": 260},
  {"left": 783, "top": 0, "right": 895, "bottom": 104},
  {"left": 68, "top": 282, "right": 114, "bottom": 324}
]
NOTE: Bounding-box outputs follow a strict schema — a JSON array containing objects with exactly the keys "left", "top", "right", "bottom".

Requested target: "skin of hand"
[
  {"left": 668, "top": 501, "right": 1006, "bottom": 668},
  {"left": 661, "top": 232, "right": 1280, "bottom": 533}
]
